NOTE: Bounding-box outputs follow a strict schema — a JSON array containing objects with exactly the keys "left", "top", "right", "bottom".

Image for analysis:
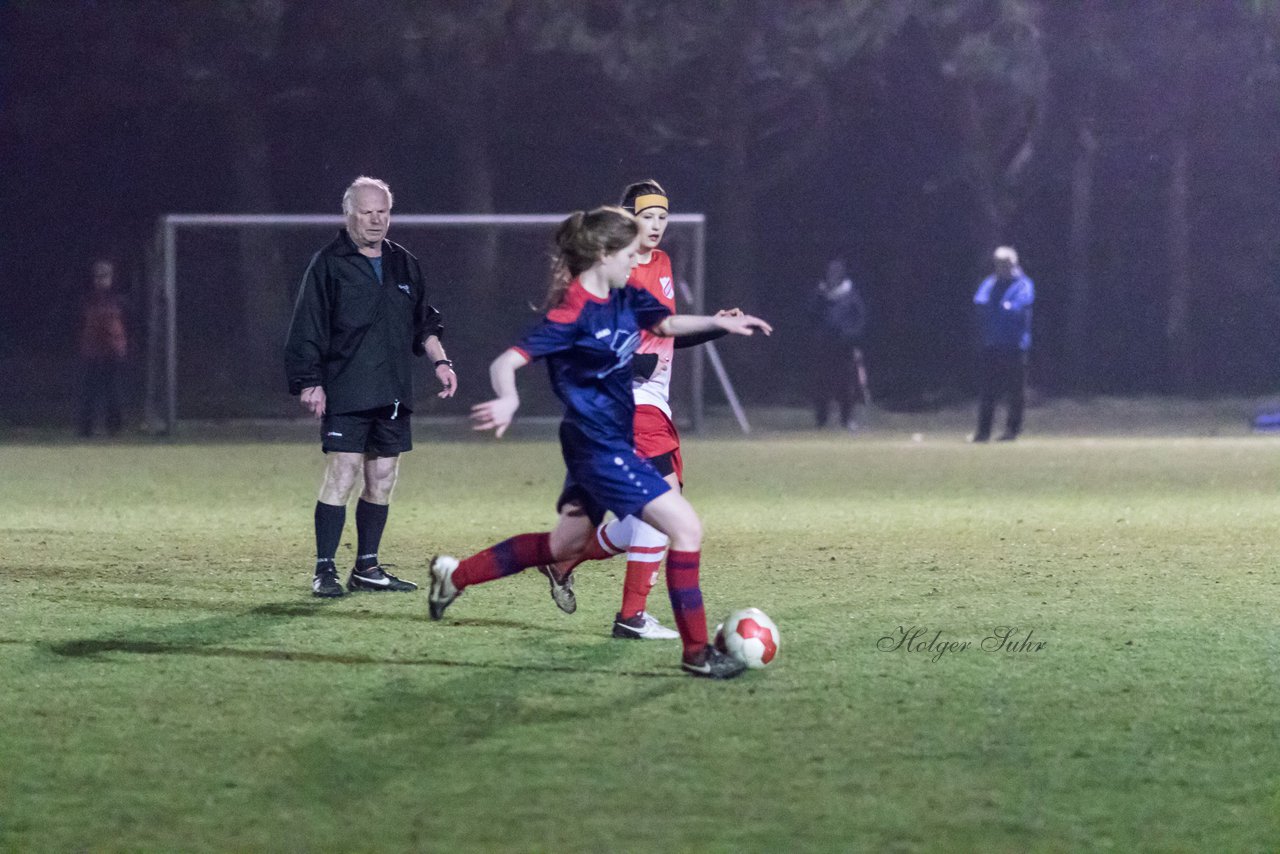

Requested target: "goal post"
[{"left": 144, "top": 212, "right": 749, "bottom": 435}]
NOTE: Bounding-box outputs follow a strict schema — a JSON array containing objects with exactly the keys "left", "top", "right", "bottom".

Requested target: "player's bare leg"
[{"left": 535, "top": 503, "right": 597, "bottom": 613}]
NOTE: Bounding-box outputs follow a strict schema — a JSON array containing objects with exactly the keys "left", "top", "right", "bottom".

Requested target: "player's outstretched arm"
[
  {"left": 470, "top": 348, "right": 530, "bottom": 438},
  {"left": 673, "top": 307, "right": 745, "bottom": 350},
  {"left": 656, "top": 313, "right": 772, "bottom": 339}
]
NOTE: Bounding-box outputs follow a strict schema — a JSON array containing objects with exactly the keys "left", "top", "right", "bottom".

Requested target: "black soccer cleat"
[
  {"left": 312, "top": 566, "right": 345, "bottom": 598},
  {"left": 428, "top": 555, "right": 460, "bottom": 620},
  {"left": 347, "top": 565, "right": 418, "bottom": 593},
  {"left": 536, "top": 563, "right": 577, "bottom": 614},
  {"left": 681, "top": 645, "right": 748, "bottom": 680}
]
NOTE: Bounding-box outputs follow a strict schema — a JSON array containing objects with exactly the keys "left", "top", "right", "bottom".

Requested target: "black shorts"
[
  {"left": 647, "top": 450, "right": 677, "bottom": 478},
  {"left": 321, "top": 406, "right": 412, "bottom": 456}
]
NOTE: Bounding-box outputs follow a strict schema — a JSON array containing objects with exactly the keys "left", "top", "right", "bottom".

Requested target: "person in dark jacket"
[
  {"left": 77, "top": 258, "right": 129, "bottom": 437},
  {"left": 971, "top": 245, "right": 1034, "bottom": 442},
  {"left": 807, "top": 258, "right": 868, "bottom": 430},
  {"left": 285, "top": 176, "right": 457, "bottom": 598}
]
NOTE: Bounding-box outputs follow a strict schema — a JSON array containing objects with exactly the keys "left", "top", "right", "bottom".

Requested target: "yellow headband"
[{"left": 632, "top": 193, "right": 669, "bottom": 213}]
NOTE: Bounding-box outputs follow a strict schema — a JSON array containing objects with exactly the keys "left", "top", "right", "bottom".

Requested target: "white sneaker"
[
  {"left": 428, "top": 555, "right": 460, "bottom": 620},
  {"left": 611, "top": 611, "right": 681, "bottom": 640}
]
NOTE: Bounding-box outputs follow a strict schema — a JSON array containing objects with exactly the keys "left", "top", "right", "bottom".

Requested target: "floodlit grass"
[{"left": 2, "top": 429, "right": 1278, "bottom": 852}]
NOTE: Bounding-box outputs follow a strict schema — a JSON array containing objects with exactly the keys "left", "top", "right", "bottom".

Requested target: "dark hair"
[
  {"left": 542, "top": 206, "right": 638, "bottom": 309},
  {"left": 620, "top": 179, "right": 668, "bottom": 213}
]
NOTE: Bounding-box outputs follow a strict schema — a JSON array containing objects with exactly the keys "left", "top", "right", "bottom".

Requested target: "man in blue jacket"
[{"left": 972, "top": 246, "right": 1034, "bottom": 442}]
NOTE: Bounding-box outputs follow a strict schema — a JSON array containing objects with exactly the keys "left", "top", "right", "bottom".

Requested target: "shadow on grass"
[
  {"left": 28, "top": 592, "right": 588, "bottom": 637},
  {"left": 29, "top": 592, "right": 392, "bottom": 617},
  {"left": 39, "top": 637, "right": 676, "bottom": 677},
  {"left": 23, "top": 595, "right": 664, "bottom": 678}
]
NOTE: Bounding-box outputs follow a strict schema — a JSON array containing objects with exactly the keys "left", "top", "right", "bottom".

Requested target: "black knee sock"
[
  {"left": 314, "top": 501, "right": 346, "bottom": 572},
  {"left": 355, "top": 499, "right": 389, "bottom": 569}
]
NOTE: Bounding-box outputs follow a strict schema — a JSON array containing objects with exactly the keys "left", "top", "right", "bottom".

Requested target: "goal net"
[{"left": 143, "top": 213, "right": 733, "bottom": 434}]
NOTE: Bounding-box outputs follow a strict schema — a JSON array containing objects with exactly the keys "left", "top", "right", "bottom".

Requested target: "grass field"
[{"left": 2, "top": 417, "right": 1279, "bottom": 852}]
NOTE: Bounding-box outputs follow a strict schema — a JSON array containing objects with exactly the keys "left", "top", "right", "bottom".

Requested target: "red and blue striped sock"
[
  {"left": 453, "top": 533, "right": 554, "bottom": 590},
  {"left": 665, "top": 549, "right": 707, "bottom": 657}
]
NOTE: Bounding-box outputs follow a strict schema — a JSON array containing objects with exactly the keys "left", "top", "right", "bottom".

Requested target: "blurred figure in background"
[
  {"left": 971, "top": 246, "right": 1034, "bottom": 442},
  {"left": 77, "top": 258, "right": 128, "bottom": 437},
  {"left": 807, "top": 257, "right": 868, "bottom": 430}
]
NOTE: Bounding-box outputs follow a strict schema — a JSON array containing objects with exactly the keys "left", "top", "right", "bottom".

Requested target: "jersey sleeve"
[
  {"left": 284, "top": 251, "right": 331, "bottom": 395},
  {"left": 408, "top": 253, "right": 444, "bottom": 354},
  {"left": 515, "top": 316, "right": 579, "bottom": 361},
  {"left": 628, "top": 286, "right": 672, "bottom": 332}
]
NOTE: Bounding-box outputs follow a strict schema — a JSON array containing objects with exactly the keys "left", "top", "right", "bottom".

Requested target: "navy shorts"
[
  {"left": 321, "top": 405, "right": 412, "bottom": 456},
  {"left": 556, "top": 436, "right": 672, "bottom": 526}
]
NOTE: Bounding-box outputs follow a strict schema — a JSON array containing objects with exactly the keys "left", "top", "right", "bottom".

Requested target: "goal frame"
[{"left": 145, "top": 213, "right": 748, "bottom": 435}]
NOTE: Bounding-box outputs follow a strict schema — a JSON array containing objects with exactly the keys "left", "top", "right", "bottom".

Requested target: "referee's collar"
[{"left": 334, "top": 229, "right": 394, "bottom": 258}]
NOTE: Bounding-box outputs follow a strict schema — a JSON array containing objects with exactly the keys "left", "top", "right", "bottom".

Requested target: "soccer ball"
[{"left": 713, "top": 608, "right": 780, "bottom": 669}]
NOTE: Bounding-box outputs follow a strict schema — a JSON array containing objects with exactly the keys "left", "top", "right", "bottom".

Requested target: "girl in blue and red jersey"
[
  {"left": 536, "top": 180, "right": 741, "bottom": 642},
  {"left": 427, "top": 206, "right": 772, "bottom": 679}
]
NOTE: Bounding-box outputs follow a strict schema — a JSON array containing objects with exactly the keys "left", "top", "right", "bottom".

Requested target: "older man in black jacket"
[{"left": 285, "top": 176, "right": 457, "bottom": 597}]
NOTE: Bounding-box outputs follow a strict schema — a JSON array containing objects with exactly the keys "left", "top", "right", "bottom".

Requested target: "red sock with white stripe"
[
  {"left": 665, "top": 549, "right": 708, "bottom": 658},
  {"left": 619, "top": 520, "right": 668, "bottom": 619},
  {"left": 453, "top": 533, "right": 554, "bottom": 590},
  {"left": 554, "top": 517, "right": 631, "bottom": 576}
]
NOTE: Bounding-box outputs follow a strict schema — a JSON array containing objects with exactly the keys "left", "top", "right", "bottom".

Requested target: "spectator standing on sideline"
[
  {"left": 971, "top": 246, "right": 1034, "bottom": 442},
  {"left": 77, "top": 259, "right": 128, "bottom": 437},
  {"left": 807, "top": 258, "right": 868, "bottom": 430},
  {"left": 285, "top": 176, "right": 458, "bottom": 598}
]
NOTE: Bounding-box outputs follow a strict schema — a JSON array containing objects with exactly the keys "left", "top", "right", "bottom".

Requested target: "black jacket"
[{"left": 284, "top": 230, "right": 443, "bottom": 414}]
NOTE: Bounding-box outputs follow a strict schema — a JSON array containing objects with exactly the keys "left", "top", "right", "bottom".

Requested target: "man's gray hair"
[{"left": 342, "top": 176, "right": 394, "bottom": 215}]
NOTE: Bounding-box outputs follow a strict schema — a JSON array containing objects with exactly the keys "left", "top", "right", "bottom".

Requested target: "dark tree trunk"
[
  {"left": 228, "top": 104, "right": 289, "bottom": 415},
  {"left": 1165, "top": 129, "right": 1194, "bottom": 391},
  {"left": 453, "top": 55, "right": 500, "bottom": 307},
  {"left": 1066, "top": 122, "right": 1098, "bottom": 389},
  {"left": 709, "top": 5, "right": 757, "bottom": 312},
  {"left": 714, "top": 112, "right": 755, "bottom": 310},
  {"left": 960, "top": 86, "right": 1006, "bottom": 247}
]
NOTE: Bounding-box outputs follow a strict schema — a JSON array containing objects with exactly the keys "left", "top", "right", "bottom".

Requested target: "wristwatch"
[{"left": 434, "top": 358, "right": 454, "bottom": 369}]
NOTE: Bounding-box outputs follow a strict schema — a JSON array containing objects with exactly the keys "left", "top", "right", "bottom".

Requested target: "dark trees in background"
[
  {"left": 559, "top": 1, "right": 894, "bottom": 306},
  {"left": 3, "top": 0, "right": 1280, "bottom": 415}
]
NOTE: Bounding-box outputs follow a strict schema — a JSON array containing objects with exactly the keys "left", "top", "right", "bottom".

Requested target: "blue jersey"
[{"left": 515, "top": 280, "right": 671, "bottom": 453}]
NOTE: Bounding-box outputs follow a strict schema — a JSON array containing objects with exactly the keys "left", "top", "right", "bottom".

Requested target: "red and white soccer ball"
[{"left": 714, "top": 608, "right": 780, "bottom": 669}]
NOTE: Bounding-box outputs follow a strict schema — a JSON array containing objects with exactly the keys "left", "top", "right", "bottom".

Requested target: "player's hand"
[
  {"left": 435, "top": 364, "right": 458, "bottom": 398},
  {"left": 470, "top": 396, "right": 519, "bottom": 438},
  {"left": 300, "top": 386, "right": 326, "bottom": 419},
  {"left": 715, "top": 307, "right": 743, "bottom": 318},
  {"left": 717, "top": 313, "right": 773, "bottom": 336}
]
